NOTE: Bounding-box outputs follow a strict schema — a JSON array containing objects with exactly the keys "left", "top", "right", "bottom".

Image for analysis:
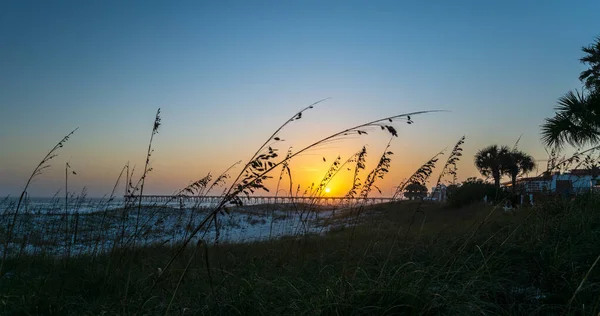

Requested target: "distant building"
[
  {"left": 503, "top": 174, "right": 553, "bottom": 193},
  {"left": 503, "top": 169, "right": 600, "bottom": 194},
  {"left": 429, "top": 184, "right": 447, "bottom": 202}
]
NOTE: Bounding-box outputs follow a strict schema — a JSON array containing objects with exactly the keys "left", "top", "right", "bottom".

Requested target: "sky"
[{"left": 1, "top": 0, "right": 599, "bottom": 197}]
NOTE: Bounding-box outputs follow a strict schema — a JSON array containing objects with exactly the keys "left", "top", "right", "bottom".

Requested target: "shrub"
[
  {"left": 447, "top": 177, "right": 507, "bottom": 208},
  {"left": 404, "top": 182, "right": 428, "bottom": 200}
]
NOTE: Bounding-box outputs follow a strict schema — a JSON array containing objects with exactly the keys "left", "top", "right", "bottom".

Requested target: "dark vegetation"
[
  {"left": 446, "top": 178, "right": 508, "bottom": 208},
  {"left": 2, "top": 198, "right": 600, "bottom": 315}
]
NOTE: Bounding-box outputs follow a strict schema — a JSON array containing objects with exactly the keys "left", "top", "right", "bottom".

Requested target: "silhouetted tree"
[
  {"left": 504, "top": 150, "right": 536, "bottom": 192},
  {"left": 542, "top": 36, "right": 600, "bottom": 148},
  {"left": 579, "top": 36, "right": 600, "bottom": 93},
  {"left": 541, "top": 90, "right": 600, "bottom": 148},
  {"left": 474, "top": 145, "right": 510, "bottom": 188},
  {"left": 403, "top": 182, "right": 428, "bottom": 200}
]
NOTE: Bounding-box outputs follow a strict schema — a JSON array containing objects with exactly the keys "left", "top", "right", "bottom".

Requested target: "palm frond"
[
  {"left": 579, "top": 36, "right": 600, "bottom": 92},
  {"left": 542, "top": 90, "right": 600, "bottom": 148}
]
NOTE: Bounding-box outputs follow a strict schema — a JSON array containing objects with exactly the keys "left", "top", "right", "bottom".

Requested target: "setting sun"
[{"left": 325, "top": 187, "right": 331, "bottom": 194}]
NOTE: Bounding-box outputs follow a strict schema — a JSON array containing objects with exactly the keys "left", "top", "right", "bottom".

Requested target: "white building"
[
  {"left": 429, "top": 184, "right": 448, "bottom": 202},
  {"left": 508, "top": 169, "right": 600, "bottom": 194}
]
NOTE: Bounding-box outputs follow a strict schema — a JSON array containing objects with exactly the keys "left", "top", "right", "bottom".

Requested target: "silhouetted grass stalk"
[
  {"left": 0, "top": 128, "right": 77, "bottom": 276},
  {"left": 133, "top": 109, "right": 161, "bottom": 246}
]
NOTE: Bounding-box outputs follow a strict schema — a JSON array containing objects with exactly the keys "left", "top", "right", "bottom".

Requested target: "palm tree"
[
  {"left": 474, "top": 145, "right": 510, "bottom": 188},
  {"left": 541, "top": 90, "right": 600, "bottom": 148},
  {"left": 579, "top": 36, "right": 600, "bottom": 93},
  {"left": 542, "top": 36, "right": 600, "bottom": 148},
  {"left": 503, "top": 150, "right": 536, "bottom": 192}
]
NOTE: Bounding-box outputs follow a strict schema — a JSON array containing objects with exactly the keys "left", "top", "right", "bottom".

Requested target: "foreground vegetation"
[{"left": 1, "top": 196, "right": 599, "bottom": 315}]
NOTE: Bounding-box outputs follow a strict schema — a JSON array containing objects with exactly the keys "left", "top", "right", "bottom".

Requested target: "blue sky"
[{"left": 1, "top": 0, "right": 599, "bottom": 197}]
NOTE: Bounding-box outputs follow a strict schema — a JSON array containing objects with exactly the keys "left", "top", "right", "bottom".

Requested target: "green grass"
[{"left": 2, "top": 196, "right": 600, "bottom": 315}]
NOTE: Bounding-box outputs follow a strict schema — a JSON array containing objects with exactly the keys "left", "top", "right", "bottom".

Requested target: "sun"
[{"left": 325, "top": 187, "right": 331, "bottom": 194}]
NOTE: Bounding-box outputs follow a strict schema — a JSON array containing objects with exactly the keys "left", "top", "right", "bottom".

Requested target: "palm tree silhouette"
[
  {"left": 542, "top": 36, "right": 600, "bottom": 148},
  {"left": 475, "top": 145, "right": 510, "bottom": 188},
  {"left": 504, "top": 150, "right": 536, "bottom": 192},
  {"left": 541, "top": 90, "right": 600, "bottom": 148},
  {"left": 579, "top": 36, "right": 600, "bottom": 92}
]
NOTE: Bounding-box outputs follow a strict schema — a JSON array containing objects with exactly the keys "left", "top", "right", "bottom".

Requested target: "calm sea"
[{"left": 1, "top": 197, "right": 126, "bottom": 214}]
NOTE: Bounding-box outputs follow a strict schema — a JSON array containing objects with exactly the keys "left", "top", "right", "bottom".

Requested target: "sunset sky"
[{"left": 1, "top": 0, "right": 600, "bottom": 197}]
